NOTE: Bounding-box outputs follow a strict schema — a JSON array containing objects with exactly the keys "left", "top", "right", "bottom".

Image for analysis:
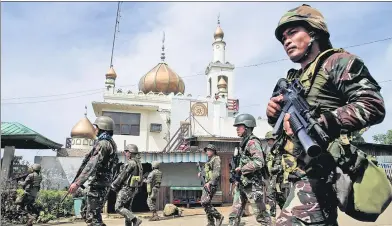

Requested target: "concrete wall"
[{"left": 159, "top": 163, "right": 201, "bottom": 187}]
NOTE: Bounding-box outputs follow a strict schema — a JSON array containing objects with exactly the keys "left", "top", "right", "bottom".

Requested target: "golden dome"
[
  {"left": 106, "top": 67, "right": 117, "bottom": 79},
  {"left": 70, "top": 116, "right": 96, "bottom": 140},
  {"left": 138, "top": 62, "right": 185, "bottom": 95},
  {"left": 214, "top": 26, "right": 224, "bottom": 39}
]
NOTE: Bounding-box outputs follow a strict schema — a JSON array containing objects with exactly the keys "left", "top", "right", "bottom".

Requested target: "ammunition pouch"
[
  {"left": 129, "top": 176, "right": 141, "bottom": 187},
  {"left": 328, "top": 135, "right": 392, "bottom": 222},
  {"left": 147, "top": 183, "right": 152, "bottom": 193}
]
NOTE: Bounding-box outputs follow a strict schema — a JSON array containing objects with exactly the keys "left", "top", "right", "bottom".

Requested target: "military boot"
[
  {"left": 149, "top": 211, "right": 160, "bottom": 221},
  {"left": 132, "top": 217, "right": 142, "bottom": 226},
  {"left": 228, "top": 217, "right": 240, "bottom": 226},
  {"left": 215, "top": 214, "right": 224, "bottom": 226}
]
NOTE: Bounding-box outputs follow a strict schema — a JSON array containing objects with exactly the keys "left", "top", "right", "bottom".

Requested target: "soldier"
[
  {"left": 145, "top": 161, "right": 163, "bottom": 221},
  {"left": 16, "top": 163, "right": 42, "bottom": 226},
  {"left": 111, "top": 144, "right": 143, "bottom": 226},
  {"left": 198, "top": 144, "right": 224, "bottom": 226},
  {"left": 68, "top": 116, "right": 119, "bottom": 226},
  {"left": 265, "top": 131, "right": 286, "bottom": 224},
  {"left": 267, "top": 4, "right": 385, "bottom": 225},
  {"left": 228, "top": 114, "right": 270, "bottom": 226}
]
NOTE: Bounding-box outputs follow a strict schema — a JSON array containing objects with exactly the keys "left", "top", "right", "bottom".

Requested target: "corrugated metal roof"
[
  {"left": 1, "top": 122, "right": 38, "bottom": 135},
  {"left": 1, "top": 122, "right": 63, "bottom": 149},
  {"left": 118, "top": 152, "right": 208, "bottom": 163}
]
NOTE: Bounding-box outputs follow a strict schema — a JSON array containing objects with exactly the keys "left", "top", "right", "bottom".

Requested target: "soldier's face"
[
  {"left": 281, "top": 26, "right": 312, "bottom": 61},
  {"left": 267, "top": 139, "right": 275, "bottom": 146},
  {"left": 206, "top": 149, "right": 214, "bottom": 157},
  {"left": 236, "top": 125, "right": 246, "bottom": 137},
  {"left": 124, "top": 151, "right": 131, "bottom": 159}
]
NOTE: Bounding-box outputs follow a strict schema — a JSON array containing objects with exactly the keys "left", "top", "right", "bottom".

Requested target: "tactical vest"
[
  {"left": 239, "top": 134, "right": 268, "bottom": 183},
  {"left": 90, "top": 138, "right": 118, "bottom": 187},
  {"left": 125, "top": 158, "right": 143, "bottom": 188},
  {"left": 204, "top": 155, "right": 219, "bottom": 183},
  {"left": 150, "top": 169, "right": 163, "bottom": 188},
  {"left": 25, "top": 172, "right": 42, "bottom": 197}
]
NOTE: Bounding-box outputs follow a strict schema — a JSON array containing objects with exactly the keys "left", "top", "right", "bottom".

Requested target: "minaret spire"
[
  {"left": 161, "top": 31, "right": 166, "bottom": 62},
  {"left": 84, "top": 105, "right": 87, "bottom": 117},
  {"left": 217, "top": 13, "right": 220, "bottom": 26}
]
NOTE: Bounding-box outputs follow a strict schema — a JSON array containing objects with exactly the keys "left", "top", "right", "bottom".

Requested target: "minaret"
[
  {"left": 161, "top": 31, "right": 166, "bottom": 62},
  {"left": 212, "top": 14, "right": 226, "bottom": 63},
  {"left": 205, "top": 14, "right": 235, "bottom": 100},
  {"left": 105, "top": 66, "right": 117, "bottom": 94}
]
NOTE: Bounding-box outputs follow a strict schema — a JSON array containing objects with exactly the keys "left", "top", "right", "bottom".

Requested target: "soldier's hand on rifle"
[
  {"left": 283, "top": 113, "right": 294, "bottom": 137},
  {"left": 198, "top": 173, "right": 201, "bottom": 178},
  {"left": 68, "top": 183, "right": 80, "bottom": 194},
  {"left": 267, "top": 95, "right": 284, "bottom": 118},
  {"left": 235, "top": 167, "right": 241, "bottom": 173}
]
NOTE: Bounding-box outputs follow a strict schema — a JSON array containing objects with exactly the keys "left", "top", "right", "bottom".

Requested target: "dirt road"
[{"left": 36, "top": 204, "right": 392, "bottom": 226}]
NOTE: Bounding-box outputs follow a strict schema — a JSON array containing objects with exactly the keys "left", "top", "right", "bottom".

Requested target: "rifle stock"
[
  {"left": 196, "top": 162, "right": 209, "bottom": 193},
  {"left": 272, "top": 78, "right": 330, "bottom": 158}
]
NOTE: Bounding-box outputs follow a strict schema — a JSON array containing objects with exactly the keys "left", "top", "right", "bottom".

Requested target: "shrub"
[{"left": 15, "top": 189, "right": 74, "bottom": 223}]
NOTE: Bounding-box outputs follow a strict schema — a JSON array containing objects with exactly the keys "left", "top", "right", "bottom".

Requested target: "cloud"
[{"left": 2, "top": 2, "right": 392, "bottom": 162}]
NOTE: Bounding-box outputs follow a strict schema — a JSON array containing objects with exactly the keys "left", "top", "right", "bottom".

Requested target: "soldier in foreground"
[
  {"left": 16, "top": 163, "right": 42, "bottom": 226},
  {"left": 198, "top": 144, "right": 224, "bottom": 226},
  {"left": 111, "top": 144, "right": 143, "bottom": 226},
  {"left": 228, "top": 114, "right": 270, "bottom": 226},
  {"left": 267, "top": 4, "right": 385, "bottom": 225},
  {"left": 145, "top": 161, "right": 163, "bottom": 221},
  {"left": 68, "top": 116, "right": 119, "bottom": 226}
]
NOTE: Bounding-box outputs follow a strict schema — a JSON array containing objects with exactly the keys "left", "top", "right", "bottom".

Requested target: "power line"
[
  {"left": 2, "top": 36, "right": 391, "bottom": 103},
  {"left": 2, "top": 90, "right": 103, "bottom": 105}
]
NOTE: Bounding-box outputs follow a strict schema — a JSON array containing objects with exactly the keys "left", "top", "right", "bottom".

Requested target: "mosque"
[{"left": 36, "top": 20, "right": 272, "bottom": 213}]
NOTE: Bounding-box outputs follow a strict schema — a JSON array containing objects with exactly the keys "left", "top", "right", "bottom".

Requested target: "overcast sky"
[{"left": 2, "top": 2, "right": 392, "bottom": 163}]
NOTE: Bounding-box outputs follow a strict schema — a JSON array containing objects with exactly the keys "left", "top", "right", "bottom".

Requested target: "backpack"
[{"left": 299, "top": 48, "right": 392, "bottom": 222}]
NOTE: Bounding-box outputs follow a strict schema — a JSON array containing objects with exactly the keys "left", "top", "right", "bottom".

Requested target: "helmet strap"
[{"left": 293, "top": 31, "right": 319, "bottom": 64}]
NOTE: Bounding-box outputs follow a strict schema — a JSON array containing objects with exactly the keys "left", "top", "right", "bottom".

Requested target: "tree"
[{"left": 372, "top": 129, "right": 392, "bottom": 145}]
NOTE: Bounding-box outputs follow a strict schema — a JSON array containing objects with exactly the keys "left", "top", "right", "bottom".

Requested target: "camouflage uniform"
[
  {"left": 270, "top": 4, "right": 386, "bottom": 226},
  {"left": 265, "top": 132, "right": 288, "bottom": 221},
  {"left": 111, "top": 144, "right": 143, "bottom": 226},
  {"left": 73, "top": 116, "right": 119, "bottom": 226},
  {"left": 200, "top": 144, "right": 224, "bottom": 226},
  {"left": 16, "top": 164, "right": 42, "bottom": 225},
  {"left": 229, "top": 114, "right": 271, "bottom": 226},
  {"left": 146, "top": 161, "right": 163, "bottom": 221}
]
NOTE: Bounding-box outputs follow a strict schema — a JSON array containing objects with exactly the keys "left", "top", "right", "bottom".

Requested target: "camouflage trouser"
[
  {"left": 200, "top": 185, "right": 222, "bottom": 224},
  {"left": 276, "top": 178, "right": 338, "bottom": 226},
  {"left": 85, "top": 186, "right": 109, "bottom": 226},
  {"left": 115, "top": 186, "right": 138, "bottom": 226},
  {"left": 16, "top": 193, "right": 39, "bottom": 215},
  {"left": 229, "top": 183, "right": 271, "bottom": 225},
  {"left": 266, "top": 182, "right": 289, "bottom": 218},
  {"left": 147, "top": 187, "right": 159, "bottom": 211}
]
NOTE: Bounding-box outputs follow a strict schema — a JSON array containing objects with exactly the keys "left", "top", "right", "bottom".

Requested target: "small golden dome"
[
  {"left": 70, "top": 116, "right": 96, "bottom": 140},
  {"left": 217, "top": 77, "right": 227, "bottom": 88},
  {"left": 214, "top": 26, "right": 224, "bottom": 39},
  {"left": 138, "top": 62, "right": 185, "bottom": 95},
  {"left": 106, "top": 67, "right": 117, "bottom": 79}
]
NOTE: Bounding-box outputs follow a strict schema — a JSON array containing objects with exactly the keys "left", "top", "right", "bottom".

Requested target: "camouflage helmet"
[
  {"left": 31, "top": 163, "right": 41, "bottom": 172},
  {"left": 93, "top": 116, "right": 114, "bottom": 131},
  {"left": 233, "top": 114, "right": 257, "bottom": 128},
  {"left": 204, "top": 144, "right": 217, "bottom": 153},
  {"left": 265, "top": 131, "right": 277, "bottom": 140},
  {"left": 275, "top": 4, "right": 330, "bottom": 42},
  {"left": 152, "top": 161, "right": 160, "bottom": 169},
  {"left": 125, "top": 144, "right": 138, "bottom": 153}
]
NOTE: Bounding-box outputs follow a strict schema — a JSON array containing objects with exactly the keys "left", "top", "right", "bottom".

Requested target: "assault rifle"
[
  {"left": 196, "top": 162, "right": 209, "bottom": 193},
  {"left": 59, "top": 148, "right": 94, "bottom": 204},
  {"left": 229, "top": 148, "right": 241, "bottom": 196},
  {"left": 271, "top": 78, "right": 330, "bottom": 158}
]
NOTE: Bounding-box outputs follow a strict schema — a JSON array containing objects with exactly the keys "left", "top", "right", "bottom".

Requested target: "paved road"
[{"left": 36, "top": 205, "right": 392, "bottom": 226}]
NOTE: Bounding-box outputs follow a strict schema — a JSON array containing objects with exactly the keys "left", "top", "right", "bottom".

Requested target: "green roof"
[{"left": 1, "top": 122, "right": 63, "bottom": 149}]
